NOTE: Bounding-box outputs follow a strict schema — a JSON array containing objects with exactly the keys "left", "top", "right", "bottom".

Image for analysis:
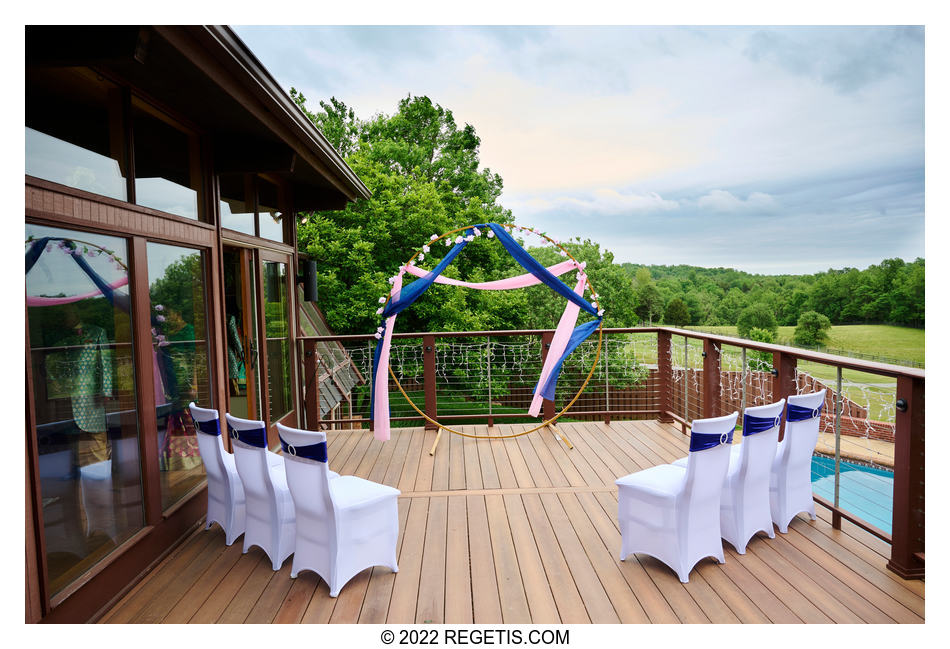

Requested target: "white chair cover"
[
  {"left": 78, "top": 435, "right": 141, "bottom": 541},
  {"left": 277, "top": 423, "right": 400, "bottom": 597},
  {"left": 226, "top": 413, "right": 296, "bottom": 570},
  {"left": 671, "top": 400, "right": 784, "bottom": 553},
  {"left": 616, "top": 411, "right": 738, "bottom": 582},
  {"left": 189, "top": 402, "right": 245, "bottom": 545},
  {"left": 770, "top": 390, "right": 826, "bottom": 532}
]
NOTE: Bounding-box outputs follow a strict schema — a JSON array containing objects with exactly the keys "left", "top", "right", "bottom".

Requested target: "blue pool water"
[{"left": 811, "top": 455, "right": 893, "bottom": 533}]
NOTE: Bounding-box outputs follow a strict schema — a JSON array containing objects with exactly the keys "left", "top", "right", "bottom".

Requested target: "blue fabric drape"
[
  {"left": 227, "top": 423, "right": 267, "bottom": 449},
  {"left": 689, "top": 427, "right": 735, "bottom": 452},
  {"left": 537, "top": 319, "right": 602, "bottom": 400},
  {"left": 25, "top": 238, "right": 50, "bottom": 273},
  {"left": 196, "top": 419, "right": 222, "bottom": 436},
  {"left": 742, "top": 413, "right": 782, "bottom": 436},
  {"left": 787, "top": 402, "right": 823, "bottom": 422},
  {"left": 279, "top": 436, "right": 328, "bottom": 463}
]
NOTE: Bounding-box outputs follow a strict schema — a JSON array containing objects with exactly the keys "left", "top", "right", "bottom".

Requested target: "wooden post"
[
  {"left": 423, "top": 334, "right": 438, "bottom": 430},
  {"left": 657, "top": 330, "right": 673, "bottom": 422},
  {"left": 772, "top": 350, "right": 797, "bottom": 442},
  {"left": 540, "top": 331, "right": 555, "bottom": 421},
  {"left": 889, "top": 375, "right": 925, "bottom": 579},
  {"left": 702, "top": 338, "right": 721, "bottom": 419},
  {"left": 303, "top": 339, "right": 320, "bottom": 430}
]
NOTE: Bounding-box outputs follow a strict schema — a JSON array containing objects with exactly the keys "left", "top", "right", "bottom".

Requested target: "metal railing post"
[
  {"left": 540, "top": 331, "right": 555, "bottom": 421},
  {"left": 741, "top": 347, "right": 747, "bottom": 415},
  {"left": 657, "top": 331, "right": 673, "bottom": 423},
  {"left": 683, "top": 337, "right": 689, "bottom": 431},
  {"left": 833, "top": 366, "right": 843, "bottom": 530},
  {"left": 486, "top": 339, "right": 493, "bottom": 428},
  {"left": 604, "top": 336, "right": 611, "bottom": 425}
]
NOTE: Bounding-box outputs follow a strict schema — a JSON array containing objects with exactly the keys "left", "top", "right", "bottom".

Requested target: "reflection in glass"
[
  {"left": 263, "top": 261, "right": 292, "bottom": 422},
  {"left": 25, "top": 66, "right": 127, "bottom": 201},
  {"left": 132, "top": 99, "right": 200, "bottom": 220},
  {"left": 147, "top": 243, "right": 212, "bottom": 510},
  {"left": 219, "top": 174, "right": 255, "bottom": 235},
  {"left": 26, "top": 224, "right": 143, "bottom": 595},
  {"left": 258, "top": 178, "right": 285, "bottom": 242}
]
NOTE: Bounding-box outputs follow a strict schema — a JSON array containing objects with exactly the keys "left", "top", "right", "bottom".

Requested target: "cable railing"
[{"left": 298, "top": 325, "right": 924, "bottom": 580}]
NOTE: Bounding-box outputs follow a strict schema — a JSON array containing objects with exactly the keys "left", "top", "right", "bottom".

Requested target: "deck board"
[{"left": 99, "top": 420, "right": 924, "bottom": 624}]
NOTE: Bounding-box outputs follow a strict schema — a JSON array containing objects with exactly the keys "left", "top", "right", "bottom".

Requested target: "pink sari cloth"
[
  {"left": 402, "top": 259, "right": 578, "bottom": 289},
  {"left": 26, "top": 277, "right": 129, "bottom": 306},
  {"left": 528, "top": 274, "right": 587, "bottom": 417},
  {"left": 373, "top": 273, "right": 403, "bottom": 441}
]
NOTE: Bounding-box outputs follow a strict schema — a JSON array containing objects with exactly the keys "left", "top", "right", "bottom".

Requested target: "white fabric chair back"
[
  {"left": 277, "top": 424, "right": 335, "bottom": 527},
  {"left": 738, "top": 399, "right": 785, "bottom": 482},
  {"left": 225, "top": 413, "right": 276, "bottom": 522},
  {"left": 781, "top": 390, "right": 826, "bottom": 487},
  {"left": 189, "top": 402, "right": 230, "bottom": 506},
  {"left": 681, "top": 411, "right": 738, "bottom": 556}
]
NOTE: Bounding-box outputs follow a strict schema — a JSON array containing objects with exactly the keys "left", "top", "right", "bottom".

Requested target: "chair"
[
  {"left": 673, "top": 400, "right": 785, "bottom": 553},
  {"left": 616, "top": 411, "right": 738, "bottom": 582},
  {"left": 225, "top": 413, "right": 296, "bottom": 570},
  {"left": 277, "top": 423, "right": 400, "bottom": 597},
  {"left": 189, "top": 402, "right": 245, "bottom": 545},
  {"left": 770, "top": 390, "right": 826, "bottom": 533}
]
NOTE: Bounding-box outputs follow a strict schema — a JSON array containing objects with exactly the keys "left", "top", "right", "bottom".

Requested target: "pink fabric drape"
[
  {"left": 402, "top": 259, "right": 578, "bottom": 289},
  {"left": 528, "top": 274, "right": 587, "bottom": 417},
  {"left": 26, "top": 277, "right": 129, "bottom": 306},
  {"left": 373, "top": 273, "right": 403, "bottom": 441}
]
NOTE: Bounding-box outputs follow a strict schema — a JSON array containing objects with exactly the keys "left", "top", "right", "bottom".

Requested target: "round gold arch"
[{"left": 378, "top": 223, "right": 604, "bottom": 454}]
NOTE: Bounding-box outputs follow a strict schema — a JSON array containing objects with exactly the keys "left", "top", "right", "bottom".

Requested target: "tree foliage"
[
  {"left": 663, "top": 298, "right": 690, "bottom": 327},
  {"left": 736, "top": 303, "right": 779, "bottom": 338},
  {"left": 793, "top": 310, "right": 832, "bottom": 347}
]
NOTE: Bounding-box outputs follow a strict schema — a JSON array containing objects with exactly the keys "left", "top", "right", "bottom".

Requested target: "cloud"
[
  {"left": 511, "top": 188, "right": 679, "bottom": 217},
  {"left": 696, "top": 190, "right": 778, "bottom": 214}
]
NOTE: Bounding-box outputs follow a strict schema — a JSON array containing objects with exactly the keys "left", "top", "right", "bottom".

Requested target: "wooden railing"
[{"left": 298, "top": 326, "right": 924, "bottom": 579}]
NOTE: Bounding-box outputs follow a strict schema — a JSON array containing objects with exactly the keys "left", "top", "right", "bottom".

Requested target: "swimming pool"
[{"left": 811, "top": 455, "right": 893, "bottom": 533}]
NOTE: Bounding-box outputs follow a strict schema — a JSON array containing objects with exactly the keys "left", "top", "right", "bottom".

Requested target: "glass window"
[
  {"left": 263, "top": 261, "right": 292, "bottom": 422},
  {"left": 258, "top": 178, "right": 286, "bottom": 243},
  {"left": 25, "top": 66, "right": 128, "bottom": 201},
  {"left": 26, "top": 224, "right": 143, "bottom": 596},
  {"left": 219, "top": 174, "right": 256, "bottom": 235},
  {"left": 147, "top": 243, "right": 212, "bottom": 510},
  {"left": 132, "top": 98, "right": 202, "bottom": 220}
]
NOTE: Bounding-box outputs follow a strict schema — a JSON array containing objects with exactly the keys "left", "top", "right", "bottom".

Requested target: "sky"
[
  {"left": 233, "top": 25, "right": 924, "bottom": 276},
  {"left": 248, "top": 27, "right": 919, "bottom": 274}
]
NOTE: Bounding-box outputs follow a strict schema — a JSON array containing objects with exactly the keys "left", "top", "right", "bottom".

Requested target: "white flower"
[
  {"left": 422, "top": 245, "right": 430, "bottom": 253},
  {"left": 579, "top": 261, "right": 587, "bottom": 269},
  {"left": 472, "top": 227, "right": 481, "bottom": 236},
  {"left": 374, "top": 332, "right": 382, "bottom": 339},
  {"left": 418, "top": 253, "right": 425, "bottom": 261},
  {"left": 487, "top": 230, "right": 495, "bottom": 238},
  {"left": 591, "top": 302, "right": 598, "bottom": 309},
  {"left": 597, "top": 309, "right": 604, "bottom": 316},
  {"left": 379, "top": 296, "right": 386, "bottom": 303},
  {"left": 409, "top": 259, "right": 416, "bottom": 266},
  {"left": 377, "top": 326, "right": 384, "bottom": 333},
  {"left": 388, "top": 276, "right": 396, "bottom": 284},
  {"left": 465, "top": 235, "right": 475, "bottom": 242},
  {"left": 455, "top": 236, "right": 463, "bottom": 244},
  {"left": 446, "top": 239, "right": 452, "bottom": 246},
  {"left": 430, "top": 234, "right": 438, "bottom": 241},
  {"left": 559, "top": 250, "right": 567, "bottom": 257},
  {"left": 376, "top": 307, "right": 384, "bottom": 315}
]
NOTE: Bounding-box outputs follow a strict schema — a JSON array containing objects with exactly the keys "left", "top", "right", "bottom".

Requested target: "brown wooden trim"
[
  {"left": 26, "top": 176, "right": 215, "bottom": 236},
  {"left": 221, "top": 227, "right": 295, "bottom": 254},
  {"left": 423, "top": 335, "right": 438, "bottom": 430},
  {"left": 657, "top": 331, "right": 673, "bottom": 423},
  {"left": 772, "top": 351, "right": 797, "bottom": 442},
  {"left": 812, "top": 494, "right": 892, "bottom": 544},
  {"left": 40, "top": 489, "right": 207, "bottom": 623},
  {"left": 314, "top": 410, "right": 661, "bottom": 426},
  {"left": 130, "top": 237, "right": 163, "bottom": 526},
  {"left": 254, "top": 250, "right": 272, "bottom": 440},
  {"left": 888, "top": 375, "right": 925, "bottom": 579},
  {"left": 702, "top": 337, "right": 721, "bottom": 419},
  {"left": 24, "top": 305, "right": 47, "bottom": 621}
]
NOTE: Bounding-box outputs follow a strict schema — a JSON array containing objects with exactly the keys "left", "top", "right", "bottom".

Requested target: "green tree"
[
  {"left": 736, "top": 303, "right": 779, "bottom": 338},
  {"left": 747, "top": 327, "right": 776, "bottom": 371},
  {"left": 292, "top": 93, "right": 522, "bottom": 335},
  {"left": 793, "top": 310, "right": 832, "bottom": 347},
  {"left": 664, "top": 298, "right": 690, "bottom": 327},
  {"left": 633, "top": 267, "right": 663, "bottom": 324}
]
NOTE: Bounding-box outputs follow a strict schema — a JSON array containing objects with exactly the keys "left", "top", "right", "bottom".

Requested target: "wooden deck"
[{"left": 99, "top": 420, "right": 924, "bottom": 623}]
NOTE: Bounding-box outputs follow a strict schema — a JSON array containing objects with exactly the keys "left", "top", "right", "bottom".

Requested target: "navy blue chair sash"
[
  {"left": 195, "top": 418, "right": 222, "bottom": 436},
  {"left": 742, "top": 413, "right": 782, "bottom": 436},
  {"left": 227, "top": 423, "right": 267, "bottom": 449},
  {"left": 787, "top": 402, "right": 823, "bottom": 422},
  {"left": 689, "top": 427, "right": 735, "bottom": 452},
  {"left": 279, "top": 436, "right": 328, "bottom": 463}
]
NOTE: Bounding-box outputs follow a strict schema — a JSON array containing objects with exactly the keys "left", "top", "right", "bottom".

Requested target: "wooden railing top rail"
[{"left": 298, "top": 326, "right": 924, "bottom": 380}]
